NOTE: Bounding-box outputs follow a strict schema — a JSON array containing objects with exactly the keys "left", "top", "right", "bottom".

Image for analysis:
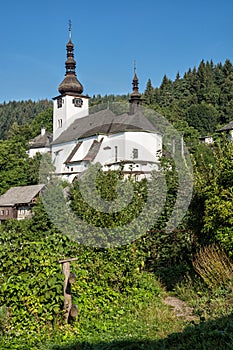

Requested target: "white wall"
[
  {"left": 53, "top": 95, "right": 89, "bottom": 141},
  {"left": 94, "top": 131, "right": 162, "bottom": 165},
  {"left": 52, "top": 130, "right": 162, "bottom": 182},
  {"left": 52, "top": 140, "right": 76, "bottom": 174},
  {"left": 27, "top": 147, "right": 51, "bottom": 158}
]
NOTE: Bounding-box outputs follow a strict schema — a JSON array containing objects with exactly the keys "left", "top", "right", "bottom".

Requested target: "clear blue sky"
[{"left": 0, "top": 0, "right": 233, "bottom": 103}]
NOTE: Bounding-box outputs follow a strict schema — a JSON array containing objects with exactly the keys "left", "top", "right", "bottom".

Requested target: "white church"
[{"left": 30, "top": 31, "right": 162, "bottom": 182}]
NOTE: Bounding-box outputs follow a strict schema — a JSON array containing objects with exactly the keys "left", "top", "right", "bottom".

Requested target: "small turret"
[{"left": 129, "top": 61, "right": 142, "bottom": 115}]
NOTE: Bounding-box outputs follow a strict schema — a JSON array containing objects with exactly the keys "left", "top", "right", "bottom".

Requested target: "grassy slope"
[{"left": 1, "top": 272, "right": 233, "bottom": 350}]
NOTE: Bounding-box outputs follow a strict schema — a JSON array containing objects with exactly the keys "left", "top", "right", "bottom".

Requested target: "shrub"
[{"left": 192, "top": 244, "right": 233, "bottom": 290}]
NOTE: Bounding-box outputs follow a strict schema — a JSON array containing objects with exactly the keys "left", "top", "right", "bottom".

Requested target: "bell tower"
[
  {"left": 129, "top": 61, "right": 143, "bottom": 115},
  {"left": 53, "top": 23, "right": 89, "bottom": 141}
]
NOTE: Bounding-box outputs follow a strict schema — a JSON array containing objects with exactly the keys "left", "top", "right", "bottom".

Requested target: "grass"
[
  {"left": 0, "top": 273, "right": 186, "bottom": 350},
  {"left": 2, "top": 248, "right": 233, "bottom": 350}
]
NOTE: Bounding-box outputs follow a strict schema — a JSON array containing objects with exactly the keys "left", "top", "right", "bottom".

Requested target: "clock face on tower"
[{"left": 73, "top": 98, "right": 83, "bottom": 108}]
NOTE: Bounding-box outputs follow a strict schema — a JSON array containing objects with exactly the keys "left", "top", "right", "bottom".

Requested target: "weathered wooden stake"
[{"left": 59, "top": 258, "right": 78, "bottom": 323}]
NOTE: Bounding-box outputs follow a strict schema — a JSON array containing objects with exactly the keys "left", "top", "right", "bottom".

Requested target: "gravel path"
[{"left": 164, "top": 296, "right": 198, "bottom": 322}]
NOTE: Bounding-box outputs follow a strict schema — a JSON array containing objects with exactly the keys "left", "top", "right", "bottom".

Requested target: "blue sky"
[{"left": 0, "top": 0, "right": 233, "bottom": 103}]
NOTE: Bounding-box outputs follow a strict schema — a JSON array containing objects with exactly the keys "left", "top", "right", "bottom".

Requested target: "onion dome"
[
  {"left": 58, "top": 38, "right": 84, "bottom": 95},
  {"left": 130, "top": 72, "right": 142, "bottom": 101}
]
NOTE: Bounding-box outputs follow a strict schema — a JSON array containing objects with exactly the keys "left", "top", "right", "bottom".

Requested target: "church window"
[
  {"left": 57, "top": 98, "right": 62, "bottom": 108},
  {"left": 133, "top": 148, "right": 138, "bottom": 159},
  {"left": 114, "top": 146, "right": 118, "bottom": 162},
  {"left": 58, "top": 119, "right": 63, "bottom": 128}
]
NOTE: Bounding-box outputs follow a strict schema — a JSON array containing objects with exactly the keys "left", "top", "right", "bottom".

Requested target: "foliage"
[
  {"left": 142, "top": 59, "right": 233, "bottom": 136},
  {"left": 30, "top": 107, "right": 53, "bottom": 137},
  {"left": 1, "top": 57, "right": 233, "bottom": 350},
  {"left": 0, "top": 99, "right": 52, "bottom": 140},
  {"left": 0, "top": 220, "right": 65, "bottom": 331},
  {"left": 192, "top": 244, "right": 233, "bottom": 290},
  {"left": 90, "top": 94, "right": 129, "bottom": 107},
  {"left": 0, "top": 156, "right": 195, "bottom": 347},
  {"left": 0, "top": 139, "right": 29, "bottom": 194},
  {"left": 191, "top": 139, "right": 233, "bottom": 252}
]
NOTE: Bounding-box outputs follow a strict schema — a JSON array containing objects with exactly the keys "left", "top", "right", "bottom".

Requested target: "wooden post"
[{"left": 59, "top": 258, "right": 78, "bottom": 323}]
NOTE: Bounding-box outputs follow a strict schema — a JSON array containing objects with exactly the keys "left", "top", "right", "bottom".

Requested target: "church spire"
[
  {"left": 58, "top": 22, "right": 84, "bottom": 95},
  {"left": 129, "top": 61, "right": 142, "bottom": 114}
]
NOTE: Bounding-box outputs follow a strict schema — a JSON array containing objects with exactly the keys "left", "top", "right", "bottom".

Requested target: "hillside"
[
  {"left": 0, "top": 99, "right": 52, "bottom": 139},
  {"left": 143, "top": 59, "right": 233, "bottom": 135},
  {"left": 0, "top": 58, "right": 233, "bottom": 349}
]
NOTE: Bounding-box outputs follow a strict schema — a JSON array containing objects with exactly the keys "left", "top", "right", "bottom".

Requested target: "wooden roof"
[{"left": 0, "top": 184, "right": 45, "bottom": 206}]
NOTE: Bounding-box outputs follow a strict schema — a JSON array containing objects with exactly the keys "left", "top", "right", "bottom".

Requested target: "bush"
[{"left": 192, "top": 244, "right": 233, "bottom": 290}]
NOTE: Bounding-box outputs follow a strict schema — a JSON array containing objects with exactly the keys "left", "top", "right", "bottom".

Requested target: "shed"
[{"left": 0, "top": 184, "right": 45, "bottom": 221}]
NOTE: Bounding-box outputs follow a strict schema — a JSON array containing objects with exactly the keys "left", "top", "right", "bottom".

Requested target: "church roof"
[
  {"left": 0, "top": 184, "right": 45, "bottom": 206},
  {"left": 82, "top": 139, "right": 103, "bottom": 161},
  {"left": 218, "top": 120, "right": 233, "bottom": 132},
  {"left": 52, "top": 108, "right": 159, "bottom": 145},
  {"left": 64, "top": 141, "right": 83, "bottom": 163}
]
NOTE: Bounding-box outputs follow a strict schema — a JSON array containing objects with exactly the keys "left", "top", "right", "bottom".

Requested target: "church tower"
[
  {"left": 129, "top": 63, "right": 143, "bottom": 115},
  {"left": 53, "top": 25, "right": 89, "bottom": 141}
]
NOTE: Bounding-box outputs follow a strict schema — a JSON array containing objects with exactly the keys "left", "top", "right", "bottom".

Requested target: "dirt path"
[{"left": 164, "top": 296, "right": 198, "bottom": 322}]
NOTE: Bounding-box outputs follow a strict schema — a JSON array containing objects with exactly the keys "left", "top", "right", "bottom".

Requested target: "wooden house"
[{"left": 0, "top": 184, "right": 44, "bottom": 222}]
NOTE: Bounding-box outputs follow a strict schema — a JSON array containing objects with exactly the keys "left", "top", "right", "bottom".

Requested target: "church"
[{"left": 31, "top": 30, "right": 162, "bottom": 183}]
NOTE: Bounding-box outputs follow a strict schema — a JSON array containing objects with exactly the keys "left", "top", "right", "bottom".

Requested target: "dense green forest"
[
  {"left": 0, "top": 99, "right": 52, "bottom": 139},
  {"left": 0, "top": 58, "right": 233, "bottom": 349},
  {"left": 143, "top": 59, "right": 233, "bottom": 136}
]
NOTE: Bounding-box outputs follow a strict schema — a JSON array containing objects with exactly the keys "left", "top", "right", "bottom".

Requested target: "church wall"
[
  {"left": 53, "top": 95, "right": 89, "bottom": 140},
  {"left": 124, "top": 131, "right": 162, "bottom": 162},
  {"left": 94, "top": 131, "right": 162, "bottom": 166},
  {"left": 52, "top": 140, "right": 76, "bottom": 174},
  {"left": 94, "top": 133, "right": 125, "bottom": 165}
]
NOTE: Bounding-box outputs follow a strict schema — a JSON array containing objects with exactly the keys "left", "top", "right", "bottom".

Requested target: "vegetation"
[
  {"left": 143, "top": 59, "right": 233, "bottom": 136},
  {"left": 0, "top": 99, "right": 52, "bottom": 139},
  {"left": 0, "top": 58, "right": 233, "bottom": 349}
]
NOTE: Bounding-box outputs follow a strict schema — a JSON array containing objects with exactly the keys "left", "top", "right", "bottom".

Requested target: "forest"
[{"left": 0, "top": 58, "right": 233, "bottom": 349}]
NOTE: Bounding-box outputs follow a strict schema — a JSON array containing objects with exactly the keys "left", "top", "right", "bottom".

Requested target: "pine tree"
[{"left": 143, "top": 79, "right": 155, "bottom": 105}]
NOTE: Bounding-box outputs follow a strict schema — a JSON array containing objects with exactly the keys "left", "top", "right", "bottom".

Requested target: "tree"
[
  {"left": 191, "top": 139, "right": 233, "bottom": 254},
  {"left": 0, "top": 139, "right": 29, "bottom": 194},
  {"left": 30, "top": 108, "right": 53, "bottom": 137},
  {"left": 143, "top": 79, "right": 155, "bottom": 105},
  {"left": 186, "top": 103, "right": 218, "bottom": 135}
]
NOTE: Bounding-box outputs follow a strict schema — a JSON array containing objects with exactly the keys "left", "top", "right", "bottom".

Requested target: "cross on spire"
[{"left": 69, "top": 20, "right": 72, "bottom": 40}]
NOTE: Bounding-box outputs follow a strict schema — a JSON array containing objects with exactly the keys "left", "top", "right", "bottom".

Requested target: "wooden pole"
[{"left": 59, "top": 258, "right": 78, "bottom": 323}]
